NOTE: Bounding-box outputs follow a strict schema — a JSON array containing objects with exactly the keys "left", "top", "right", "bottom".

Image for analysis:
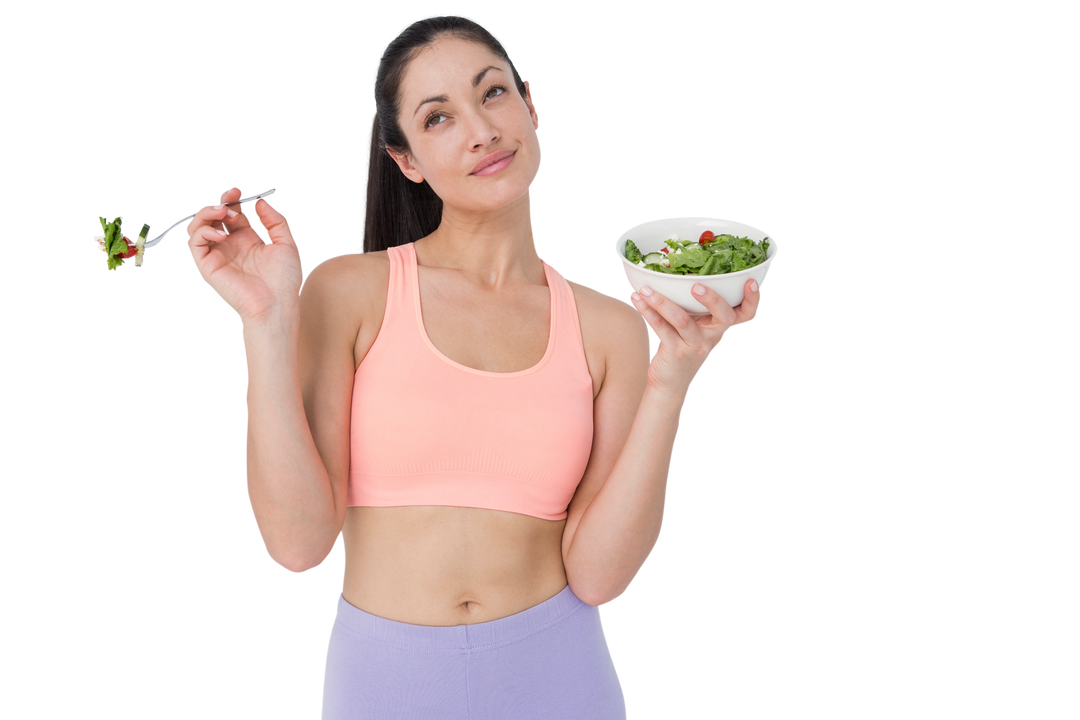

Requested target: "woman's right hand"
[{"left": 187, "top": 188, "right": 303, "bottom": 324}]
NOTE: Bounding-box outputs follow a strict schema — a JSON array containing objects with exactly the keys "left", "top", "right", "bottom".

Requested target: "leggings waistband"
[{"left": 333, "top": 583, "right": 587, "bottom": 653}]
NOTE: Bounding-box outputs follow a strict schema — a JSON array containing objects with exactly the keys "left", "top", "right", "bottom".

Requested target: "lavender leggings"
[{"left": 322, "top": 583, "right": 626, "bottom": 719}]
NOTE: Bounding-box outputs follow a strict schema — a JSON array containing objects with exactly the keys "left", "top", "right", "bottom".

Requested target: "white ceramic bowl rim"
[{"left": 617, "top": 213, "right": 777, "bottom": 278}]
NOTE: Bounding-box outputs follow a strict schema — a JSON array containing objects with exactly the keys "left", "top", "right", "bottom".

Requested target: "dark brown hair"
[{"left": 363, "top": 16, "right": 528, "bottom": 253}]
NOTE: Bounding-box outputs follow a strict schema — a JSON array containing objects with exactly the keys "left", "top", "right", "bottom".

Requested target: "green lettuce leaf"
[{"left": 626, "top": 230, "right": 770, "bottom": 276}]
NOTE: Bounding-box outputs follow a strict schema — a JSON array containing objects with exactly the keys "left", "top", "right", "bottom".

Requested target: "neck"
[{"left": 413, "top": 192, "right": 542, "bottom": 290}]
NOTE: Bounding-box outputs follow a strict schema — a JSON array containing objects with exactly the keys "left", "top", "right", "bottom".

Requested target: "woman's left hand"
[{"left": 630, "top": 278, "right": 760, "bottom": 400}]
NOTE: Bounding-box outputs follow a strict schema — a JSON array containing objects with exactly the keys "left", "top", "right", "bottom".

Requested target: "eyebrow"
[{"left": 412, "top": 65, "right": 505, "bottom": 117}]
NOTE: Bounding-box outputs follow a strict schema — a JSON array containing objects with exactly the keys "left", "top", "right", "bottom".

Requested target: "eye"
[
  {"left": 485, "top": 84, "right": 507, "bottom": 101},
  {"left": 424, "top": 111, "right": 448, "bottom": 128},
  {"left": 423, "top": 83, "right": 507, "bottom": 128}
]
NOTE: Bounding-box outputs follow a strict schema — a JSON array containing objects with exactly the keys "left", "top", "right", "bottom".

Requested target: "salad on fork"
[{"left": 94, "top": 188, "right": 275, "bottom": 270}]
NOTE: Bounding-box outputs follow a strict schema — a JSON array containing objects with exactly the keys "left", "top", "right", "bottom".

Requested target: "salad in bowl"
[{"left": 617, "top": 217, "right": 777, "bottom": 313}]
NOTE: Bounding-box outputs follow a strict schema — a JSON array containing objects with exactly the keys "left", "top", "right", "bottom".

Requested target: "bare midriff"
[
  {"left": 342, "top": 506, "right": 569, "bottom": 626},
  {"left": 339, "top": 247, "right": 604, "bottom": 627}
]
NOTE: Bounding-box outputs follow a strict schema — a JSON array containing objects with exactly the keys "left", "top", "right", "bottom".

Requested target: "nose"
[{"left": 463, "top": 107, "right": 499, "bottom": 150}]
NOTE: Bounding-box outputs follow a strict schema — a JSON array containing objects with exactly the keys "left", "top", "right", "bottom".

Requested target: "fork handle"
[{"left": 142, "top": 188, "right": 276, "bottom": 249}]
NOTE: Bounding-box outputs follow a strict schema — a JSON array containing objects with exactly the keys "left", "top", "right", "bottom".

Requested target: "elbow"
[
  {"left": 566, "top": 558, "right": 623, "bottom": 607},
  {"left": 577, "top": 591, "right": 607, "bottom": 607},
  {"left": 274, "top": 547, "right": 329, "bottom": 573},
  {"left": 565, "top": 574, "right": 609, "bottom": 608},
  {"left": 569, "top": 576, "right": 625, "bottom": 607},
  {"left": 276, "top": 557, "right": 330, "bottom": 578},
  {"left": 264, "top": 548, "right": 306, "bottom": 578},
  {"left": 261, "top": 509, "right": 344, "bottom": 573},
  {"left": 577, "top": 591, "right": 616, "bottom": 607}
]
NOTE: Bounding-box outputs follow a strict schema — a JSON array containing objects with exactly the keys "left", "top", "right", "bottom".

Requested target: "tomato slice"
[
  {"left": 698, "top": 230, "right": 715, "bottom": 244},
  {"left": 116, "top": 235, "right": 138, "bottom": 260}
]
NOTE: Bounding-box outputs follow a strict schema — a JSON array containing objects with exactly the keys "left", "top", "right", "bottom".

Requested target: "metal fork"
[{"left": 141, "top": 184, "right": 280, "bottom": 252}]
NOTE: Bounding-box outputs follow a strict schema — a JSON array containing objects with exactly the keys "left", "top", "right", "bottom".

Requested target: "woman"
[{"left": 187, "top": 16, "right": 759, "bottom": 720}]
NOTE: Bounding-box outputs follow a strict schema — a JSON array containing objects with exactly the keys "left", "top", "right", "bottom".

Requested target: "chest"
[{"left": 353, "top": 265, "right": 605, "bottom": 400}]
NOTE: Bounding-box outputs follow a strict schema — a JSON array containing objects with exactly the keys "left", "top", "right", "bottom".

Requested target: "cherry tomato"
[
  {"left": 117, "top": 236, "right": 138, "bottom": 259},
  {"left": 660, "top": 247, "right": 669, "bottom": 254},
  {"left": 699, "top": 230, "right": 715, "bottom": 244}
]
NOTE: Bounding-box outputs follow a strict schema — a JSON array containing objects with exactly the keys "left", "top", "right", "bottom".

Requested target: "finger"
[
  {"left": 734, "top": 280, "right": 760, "bottom": 328},
  {"left": 253, "top": 198, "right": 296, "bottom": 248},
  {"left": 183, "top": 201, "right": 225, "bottom": 237},
  {"left": 188, "top": 224, "right": 229, "bottom": 260},
  {"left": 690, "top": 282, "right": 738, "bottom": 329},
  {"left": 637, "top": 287, "right": 703, "bottom": 345},
  {"left": 631, "top": 292, "right": 681, "bottom": 346},
  {"left": 220, "top": 187, "right": 253, "bottom": 233},
  {"left": 189, "top": 224, "right": 228, "bottom": 248},
  {"left": 220, "top": 187, "right": 235, "bottom": 204},
  {"left": 184, "top": 188, "right": 249, "bottom": 238}
]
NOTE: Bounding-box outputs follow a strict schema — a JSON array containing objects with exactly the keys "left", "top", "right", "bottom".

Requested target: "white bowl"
[{"left": 616, "top": 217, "right": 777, "bottom": 314}]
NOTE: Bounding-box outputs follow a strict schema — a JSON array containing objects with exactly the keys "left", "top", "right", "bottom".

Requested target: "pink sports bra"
[{"left": 347, "top": 242, "right": 594, "bottom": 521}]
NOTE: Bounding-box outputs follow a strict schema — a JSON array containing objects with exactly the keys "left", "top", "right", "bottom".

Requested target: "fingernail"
[
  {"left": 215, "top": 229, "right": 228, "bottom": 237},
  {"left": 226, "top": 208, "right": 238, "bottom": 218},
  {"left": 639, "top": 286, "right": 653, "bottom": 297},
  {"left": 692, "top": 284, "right": 705, "bottom": 295},
  {"left": 213, "top": 204, "right": 224, "bottom": 210},
  {"left": 750, "top": 280, "right": 759, "bottom": 293}
]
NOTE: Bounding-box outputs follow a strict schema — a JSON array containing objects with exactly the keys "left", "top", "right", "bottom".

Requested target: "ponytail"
[{"left": 363, "top": 114, "right": 442, "bottom": 253}]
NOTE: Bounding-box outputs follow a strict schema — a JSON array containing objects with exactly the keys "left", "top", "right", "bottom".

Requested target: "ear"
[
  {"left": 523, "top": 80, "right": 538, "bottom": 130},
  {"left": 386, "top": 148, "right": 424, "bottom": 184}
]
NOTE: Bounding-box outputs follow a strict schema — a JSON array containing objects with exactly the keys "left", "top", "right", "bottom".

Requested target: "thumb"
[{"left": 254, "top": 198, "right": 296, "bottom": 248}]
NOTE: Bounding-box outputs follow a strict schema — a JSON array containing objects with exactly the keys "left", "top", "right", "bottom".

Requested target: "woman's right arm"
[
  {"left": 243, "top": 279, "right": 354, "bottom": 571},
  {"left": 243, "top": 306, "right": 335, "bottom": 571},
  {"left": 189, "top": 189, "right": 356, "bottom": 571}
]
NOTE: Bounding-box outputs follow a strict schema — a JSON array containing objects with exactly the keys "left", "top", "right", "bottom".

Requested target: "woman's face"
[{"left": 389, "top": 36, "right": 540, "bottom": 215}]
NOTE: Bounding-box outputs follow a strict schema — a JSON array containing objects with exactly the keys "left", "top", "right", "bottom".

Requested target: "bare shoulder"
[
  {"left": 302, "top": 250, "right": 388, "bottom": 324},
  {"left": 565, "top": 280, "right": 649, "bottom": 389},
  {"left": 563, "top": 278, "right": 610, "bottom": 311},
  {"left": 306, "top": 249, "right": 386, "bottom": 284},
  {"left": 566, "top": 279, "right": 647, "bottom": 347}
]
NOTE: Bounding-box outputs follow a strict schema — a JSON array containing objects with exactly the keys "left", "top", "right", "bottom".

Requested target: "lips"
[{"left": 470, "top": 149, "right": 516, "bottom": 176}]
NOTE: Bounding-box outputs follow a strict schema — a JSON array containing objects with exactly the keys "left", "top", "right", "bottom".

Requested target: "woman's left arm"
[{"left": 561, "top": 278, "right": 764, "bottom": 604}]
